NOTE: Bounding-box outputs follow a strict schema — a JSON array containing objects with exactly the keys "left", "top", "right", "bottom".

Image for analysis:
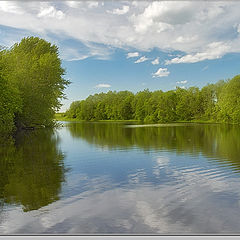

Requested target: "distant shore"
[{"left": 55, "top": 113, "right": 225, "bottom": 125}]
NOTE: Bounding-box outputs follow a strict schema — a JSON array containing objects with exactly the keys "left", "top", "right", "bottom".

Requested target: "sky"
[{"left": 1, "top": 1, "right": 240, "bottom": 111}]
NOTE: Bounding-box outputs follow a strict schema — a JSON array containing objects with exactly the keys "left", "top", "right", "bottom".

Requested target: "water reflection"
[
  {"left": 2, "top": 174, "right": 240, "bottom": 234},
  {"left": 0, "top": 129, "right": 65, "bottom": 212},
  {"left": 1, "top": 122, "right": 240, "bottom": 234},
  {"left": 66, "top": 122, "right": 240, "bottom": 171}
]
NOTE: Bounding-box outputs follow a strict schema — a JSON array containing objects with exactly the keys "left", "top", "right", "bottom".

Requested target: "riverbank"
[
  {"left": 54, "top": 113, "right": 223, "bottom": 125},
  {"left": 55, "top": 113, "right": 140, "bottom": 123}
]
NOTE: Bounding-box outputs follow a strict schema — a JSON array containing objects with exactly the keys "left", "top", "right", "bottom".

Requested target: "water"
[{"left": 1, "top": 122, "right": 240, "bottom": 234}]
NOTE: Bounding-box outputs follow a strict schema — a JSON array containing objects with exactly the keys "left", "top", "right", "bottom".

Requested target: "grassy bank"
[
  {"left": 55, "top": 113, "right": 223, "bottom": 125},
  {"left": 55, "top": 113, "right": 140, "bottom": 123},
  {"left": 54, "top": 113, "right": 81, "bottom": 122}
]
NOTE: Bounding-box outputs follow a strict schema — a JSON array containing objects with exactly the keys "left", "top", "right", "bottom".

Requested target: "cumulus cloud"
[
  {"left": 65, "top": 1, "right": 98, "bottom": 9},
  {"left": 87, "top": 2, "right": 99, "bottom": 9},
  {"left": 165, "top": 42, "right": 230, "bottom": 64},
  {"left": 0, "top": 2, "right": 240, "bottom": 62},
  {"left": 0, "top": 1, "right": 23, "bottom": 14},
  {"left": 95, "top": 84, "right": 111, "bottom": 88},
  {"left": 152, "top": 68, "right": 170, "bottom": 78},
  {"left": 107, "top": 5, "right": 129, "bottom": 15},
  {"left": 174, "top": 35, "right": 198, "bottom": 43},
  {"left": 127, "top": 52, "right": 139, "bottom": 58},
  {"left": 176, "top": 80, "right": 187, "bottom": 84},
  {"left": 134, "top": 56, "right": 148, "bottom": 63},
  {"left": 151, "top": 58, "right": 159, "bottom": 65},
  {"left": 38, "top": 6, "right": 65, "bottom": 19},
  {"left": 65, "top": 1, "right": 82, "bottom": 9}
]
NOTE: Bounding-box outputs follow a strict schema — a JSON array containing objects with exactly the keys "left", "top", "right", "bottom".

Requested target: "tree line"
[
  {"left": 0, "top": 37, "right": 69, "bottom": 136},
  {"left": 65, "top": 75, "right": 240, "bottom": 124}
]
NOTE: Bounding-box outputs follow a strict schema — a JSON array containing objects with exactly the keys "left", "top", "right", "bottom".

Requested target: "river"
[{"left": 0, "top": 122, "right": 240, "bottom": 234}]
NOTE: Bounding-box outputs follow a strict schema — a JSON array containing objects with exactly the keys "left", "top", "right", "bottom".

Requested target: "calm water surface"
[{"left": 1, "top": 122, "right": 240, "bottom": 234}]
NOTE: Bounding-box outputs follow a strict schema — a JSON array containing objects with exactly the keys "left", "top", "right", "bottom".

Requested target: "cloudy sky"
[{"left": 1, "top": 1, "right": 240, "bottom": 111}]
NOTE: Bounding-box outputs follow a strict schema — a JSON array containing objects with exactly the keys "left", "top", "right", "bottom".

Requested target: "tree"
[
  {"left": 217, "top": 75, "right": 240, "bottom": 123},
  {"left": 2, "top": 37, "right": 69, "bottom": 128},
  {"left": 157, "top": 90, "right": 177, "bottom": 123},
  {"left": 133, "top": 89, "right": 151, "bottom": 121},
  {"left": 0, "top": 51, "right": 22, "bottom": 135},
  {"left": 66, "top": 101, "right": 81, "bottom": 119}
]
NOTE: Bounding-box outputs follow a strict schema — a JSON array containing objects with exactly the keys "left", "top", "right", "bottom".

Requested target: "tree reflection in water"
[
  {"left": 66, "top": 122, "right": 240, "bottom": 172},
  {"left": 0, "top": 129, "right": 65, "bottom": 212}
]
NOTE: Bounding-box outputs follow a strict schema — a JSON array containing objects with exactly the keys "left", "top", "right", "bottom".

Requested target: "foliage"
[
  {"left": 217, "top": 76, "right": 240, "bottom": 123},
  {"left": 65, "top": 76, "right": 240, "bottom": 124},
  {"left": 0, "top": 37, "right": 69, "bottom": 134},
  {"left": 0, "top": 55, "right": 22, "bottom": 136}
]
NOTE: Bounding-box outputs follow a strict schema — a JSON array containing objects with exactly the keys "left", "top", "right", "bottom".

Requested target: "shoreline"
[{"left": 54, "top": 115, "right": 234, "bottom": 125}]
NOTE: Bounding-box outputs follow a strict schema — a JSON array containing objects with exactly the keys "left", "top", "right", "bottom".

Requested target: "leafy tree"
[
  {"left": 66, "top": 101, "right": 81, "bottom": 119},
  {"left": 64, "top": 75, "right": 240, "bottom": 124},
  {"left": 2, "top": 37, "right": 69, "bottom": 128},
  {"left": 133, "top": 89, "right": 151, "bottom": 121},
  {"left": 0, "top": 52, "right": 22, "bottom": 135},
  {"left": 217, "top": 75, "right": 240, "bottom": 123},
  {"left": 157, "top": 90, "right": 177, "bottom": 123}
]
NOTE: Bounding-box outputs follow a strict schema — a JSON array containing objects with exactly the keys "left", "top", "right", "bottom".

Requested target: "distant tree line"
[
  {"left": 0, "top": 37, "right": 69, "bottom": 136},
  {"left": 65, "top": 75, "right": 240, "bottom": 124}
]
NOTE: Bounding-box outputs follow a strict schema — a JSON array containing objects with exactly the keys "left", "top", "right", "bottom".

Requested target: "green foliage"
[
  {"left": 65, "top": 76, "right": 240, "bottom": 124},
  {"left": 0, "top": 36, "right": 69, "bottom": 133},
  {"left": 0, "top": 55, "right": 22, "bottom": 136},
  {"left": 217, "top": 75, "right": 240, "bottom": 123}
]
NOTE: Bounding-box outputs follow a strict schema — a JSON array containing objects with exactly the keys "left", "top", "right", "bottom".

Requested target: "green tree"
[
  {"left": 0, "top": 51, "right": 22, "bottom": 135},
  {"left": 66, "top": 101, "right": 81, "bottom": 119},
  {"left": 157, "top": 90, "right": 177, "bottom": 123},
  {"left": 217, "top": 75, "right": 240, "bottom": 123},
  {"left": 133, "top": 89, "right": 151, "bottom": 121},
  {"left": 3, "top": 37, "right": 69, "bottom": 128}
]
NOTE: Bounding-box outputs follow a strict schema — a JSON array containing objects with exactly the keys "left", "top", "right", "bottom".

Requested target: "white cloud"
[
  {"left": 202, "top": 65, "right": 209, "bottom": 71},
  {"left": 38, "top": 6, "right": 65, "bottom": 20},
  {"left": 176, "top": 80, "right": 187, "bottom": 84},
  {"left": 151, "top": 58, "right": 159, "bottom": 65},
  {"left": 131, "top": 1, "right": 193, "bottom": 34},
  {"left": 134, "top": 56, "right": 148, "bottom": 63},
  {"left": 152, "top": 68, "right": 170, "bottom": 78},
  {"left": 107, "top": 5, "right": 129, "bottom": 15},
  {"left": 59, "top": 42, "right": 113, "bottom": 61},
  {"left": 65, "top": 1, "right": 98, "bottom": 9},
  {"left": 62, "top": 52, "right": 89, "bottom": 61},
  {"left": 65, "top": 1, "right": 83, "bottom": 9},
  {"left": 174, "top": 35, "right": 197, "bottom": 43},
  {"left": 237, "top": 24, "right": 240, "bottom": 34},
  {"left": 0, "top": 1, "right": 23, "bottom": 14},
  {"left": 165, "top": 42, "right": 230, "bottom": 64},
  {"left": 0, "top": 2, "right": 240, "bottom": 62},
  {"left": 127, "top": 52, "right": 139, "bottom": 58},
  {"left": 87, "top": 2, "right": 99, "bottom": 9},
  {"left": 95, "top": 84, "right": 111, "bottom": 88}
]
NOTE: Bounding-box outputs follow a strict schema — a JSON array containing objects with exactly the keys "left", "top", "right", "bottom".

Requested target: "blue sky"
[{"left": 1, "top": 1, "right": 240, "bottom": 111}]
